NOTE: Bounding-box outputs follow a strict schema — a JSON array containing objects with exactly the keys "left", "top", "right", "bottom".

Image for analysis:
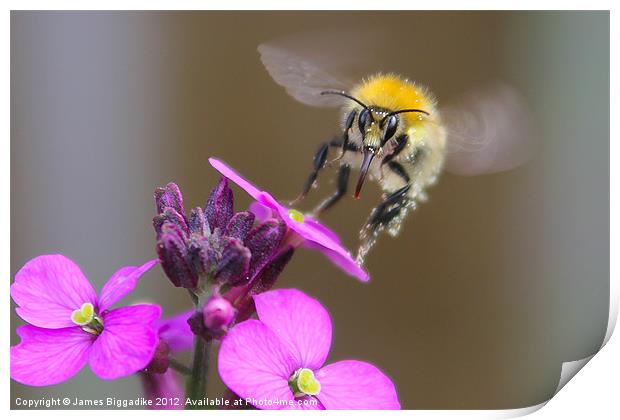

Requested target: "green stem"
[
  {"left": 186, "top": 335, "right": 211, "bottom": 408},
  {"left": 169, "top": 358, "right": 192, "bottom": 376}
]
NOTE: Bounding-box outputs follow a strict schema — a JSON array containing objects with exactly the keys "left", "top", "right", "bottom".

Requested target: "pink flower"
[
  {"left": 218, "top": 289, "right": 400, "bottom": 410},
  {"left": 156, "top": 309, "right": 194, "bottom": 353},
  {"left": 209, "top": 158, "right": 369, "bottom": 282},
  {"left": 10, "top": 255, "right": 161, "bottom": 386}
]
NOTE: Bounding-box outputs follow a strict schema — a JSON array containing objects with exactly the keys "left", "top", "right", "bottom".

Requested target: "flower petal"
[
  {"left": 254, "top": 289, "right": 331, "bottom": 370},
  {"left": 11, "top": 325, "right": 92, "bottom": 386},
  {"left": 209, "top": 158, "right": 368, "bottom": 282},
  {"left": 89, "top": 304, "right": 161, "bottom": 380},
  {"left": 98, "top": 259, "right": 158, "bottom": 311},
  {"left": 316, "top": 360, "right": 400, "bottom": 410},
  {"left": 304, "top": 242, "right": 370, "bottom": 282},
  {"left": 156, "top": 310, "right": 194, "bottom": 353},
  {"left": 209, "top": 158, "right": 339, "bottom": 251},
  {"left": 257, "top": 192, "right": 339, "bottom": 249},
  {"left": 218, "top": 319, "right": 298, "bottom": 409},
  {"left": 249, "top": 201, "right": 274, "bottom": 222},
  {"left": 258, "top": 193, "right": 369, "bottom": 282},
  {"left": 304, "top": 218, "right": 342, "bottom": 245},
  {"left": 11, "top": 255, "right": 98, "bottom": 328},
  {"left": 209, "top": 158, "right": 263, "bottom": 199}
]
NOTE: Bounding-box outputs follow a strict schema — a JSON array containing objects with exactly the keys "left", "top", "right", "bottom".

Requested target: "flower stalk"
[{"left": 186, "top": 335, "right": 212, "bottom": 408}]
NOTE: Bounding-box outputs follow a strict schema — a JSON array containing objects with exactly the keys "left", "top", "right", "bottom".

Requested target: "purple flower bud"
[
  {"left": 152, "top": 179, "right": 296, "bottom": 295},
  {"left": 235, "top": 246, "right": 295, "bottom": 323},
  {"left": 153, "top": 207, "right": 189, "bottom": 239},
  {"left": 187, "top": 308, "right": 231, "bottom": 340},
  {"left": 156, "top": 224, "right": 198, "bottom": 288},
  {"left": 205, "top": 177, "right": 234, "bottom": 231},
  {"left": 215, "top": 237, "right": 251, "bottom": 286},
  {"left": 244, "top": 219, "right": 286, "bottom": 281},
  {"left": 187, "top": 236, "right": 217, "bottom": 277},
  {"left": 159, "top": 220, "right": 188, "bottom": 241},
  {"left": 188, "top": 207, "right": 209, "bottom": 236},
  {"left": 155, "top": 182, "right": 185, "bottom": 216},
  {"left": 225, "top": 211, "right": 255, "bottom": 242},
  {"left": 249, "top": 245, "right": 295, "bottom": 295},
  {"left": 203, "top": 296, "right": 235, "bottom": 332},
  {"left": 145, "top": 340, "right": 171, "bottom": 374},
  {"left": 187, "top": 311, "right": 206, "bottom": 337}
]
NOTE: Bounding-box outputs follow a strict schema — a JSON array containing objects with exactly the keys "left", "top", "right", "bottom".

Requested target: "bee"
[{"left": 258, "top": 36, "right": 533, "bottom": 263}]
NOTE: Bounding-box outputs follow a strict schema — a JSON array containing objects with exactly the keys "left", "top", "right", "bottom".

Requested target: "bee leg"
[
  {"left": 371, "top": 202, "right": 410, "bottom": 230},
  {"left": 291, "top": 142, "right": 330, "bottom": 205},
  {"left": 330, "top": 110, "right": 357, "bottom": 164},
  {"left": 357, "top": 183, "right": 411, "bottom": 264},
  {"left": 381, "top": 134, "right": 408, "bottom": 166},
  {"left": 313, "top": 164, "right": 351, "bottom": 214},
  {"left": 384, "top": 161, "right": 411, "bottom": 186},
  {"left": 291, "top": 136, "right": 360, "bottom": 206},
  {"left": 325, "top": 138, "right": 358, "bottom": 168},
  {"left": 365, "top": 161, "right": 412, "bottom": 232},
  {"left": 367, "top": 183, "right": 411, "bottom": 231}
]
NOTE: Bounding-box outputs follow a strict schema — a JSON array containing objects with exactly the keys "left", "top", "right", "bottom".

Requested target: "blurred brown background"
[{"left": 11, "top": 11, "right": 609, "bottom": 409}]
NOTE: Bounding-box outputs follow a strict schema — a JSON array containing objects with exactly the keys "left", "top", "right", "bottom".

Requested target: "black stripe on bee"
[{"left": 387, "top": 161, "right": 410, "bottom": 183}]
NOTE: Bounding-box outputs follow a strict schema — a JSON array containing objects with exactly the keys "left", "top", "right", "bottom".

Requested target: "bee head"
[
  {"left": 356, "top": 108, "right": 385, "bottom": 149},
  {"left": 321, "top": 90, "right": 429, "bottom": 198},
  {"left": 322, "top": 90, "right": 428, "bottom": 145}
]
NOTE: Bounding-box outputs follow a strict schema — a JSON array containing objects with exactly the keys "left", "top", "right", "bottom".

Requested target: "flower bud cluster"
[
  {"left": 154, "top": 179, "right": 288, "bottom": 292},
  {"left": 153, "top": 179, "right": 295, "bottom": 337}
]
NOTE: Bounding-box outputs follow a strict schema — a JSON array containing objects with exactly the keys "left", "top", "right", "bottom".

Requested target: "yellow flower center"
[
  {"left": 288, "top": 209, "right": 305, "bottom": 223},
  {"left": 71, "top": 302, "right": 104, "bottom": 335},
  {"left": 289, "top": 368, "right": 321, "bottom": 397},
  {"left": 71, "top": 302, "right": 95, "bottom": 326}
]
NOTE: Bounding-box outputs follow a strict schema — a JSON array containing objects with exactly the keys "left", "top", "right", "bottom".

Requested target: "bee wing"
[
  {"left": 258, "top": 44, "right": 351, "bottom": 107},
  {"left": 441, "top": 83, "right": 535, "bottom": 176},
  {"left": 258, "top": 30, "right": 387, "bottom": 107}
]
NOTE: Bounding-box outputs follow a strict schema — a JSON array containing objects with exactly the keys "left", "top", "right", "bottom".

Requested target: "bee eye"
[
  {"left": 383, "top": 115, "right": 399, "bottom": 142},
  {"left": 358, "top": 108, "right": 371, "bottom": 135}
]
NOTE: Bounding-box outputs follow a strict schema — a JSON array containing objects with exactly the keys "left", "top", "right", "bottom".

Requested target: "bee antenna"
[
  {"left": 380, "top": 108, "right": 430, "bottom": 126},
  {"left": 320, "top": 90, "right": 369, "bottom": 109}
]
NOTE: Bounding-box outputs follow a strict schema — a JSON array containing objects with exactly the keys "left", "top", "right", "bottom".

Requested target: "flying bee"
[{"left": 258, "top": 36, "right": 533, "bottom": 264}]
